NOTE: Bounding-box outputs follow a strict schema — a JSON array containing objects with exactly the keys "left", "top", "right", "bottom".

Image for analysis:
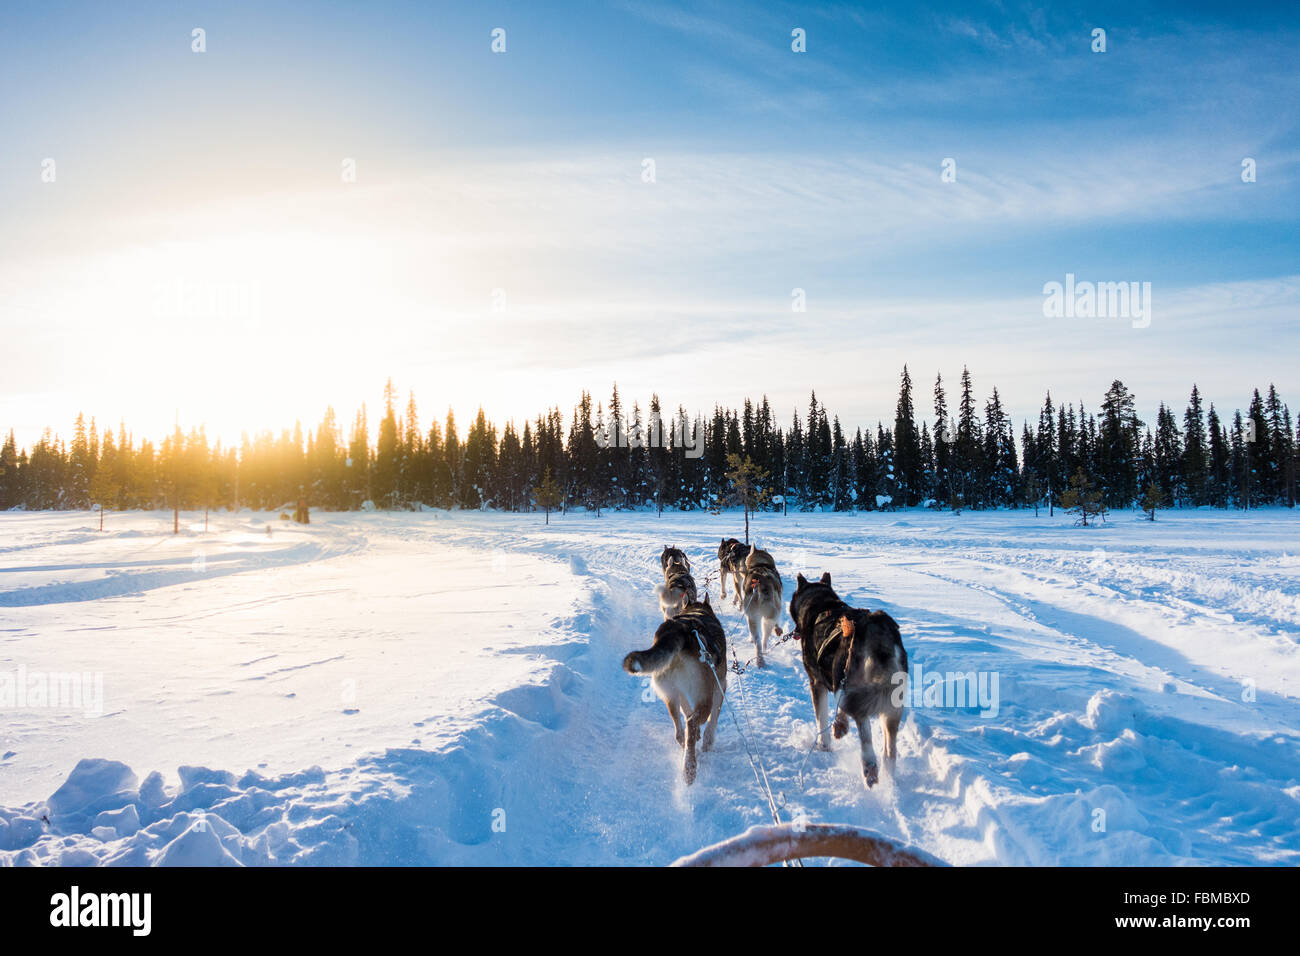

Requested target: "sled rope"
[
  {"left": 696, "top": 628, "right": 787, "bottom": 835},
  {"left": 720, "top": 640, "right": 806, "bottom": 867}
]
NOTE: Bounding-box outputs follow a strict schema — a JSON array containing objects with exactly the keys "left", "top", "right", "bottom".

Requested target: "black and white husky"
[
  {"left": 789, "top": 572, "right": 908, "bottom": 788},
  {"left": 623, "top": 597, "right": 727, "bottom": 785}
]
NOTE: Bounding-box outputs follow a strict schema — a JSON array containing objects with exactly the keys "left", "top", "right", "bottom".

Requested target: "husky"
[
  {"left": 717, "top": 538, "right": 749, "bottom": 605},
  {"left": 741, "top": 546, "right": 783, "bottom": 668},
  {"left": 656, "top": 566, "right": 698, "bottom": 619},
  {"left": 660, "top": 545, "right": 691, "bottom": 576},
  {"left": 623, "top": 597, "right": 727, "bottom": 785},
  {"left": 789, "top": 571, "right": 908, "bottom": 788},
  {"left": 744, "top": 543, "right": 776, "bottom": 573}
]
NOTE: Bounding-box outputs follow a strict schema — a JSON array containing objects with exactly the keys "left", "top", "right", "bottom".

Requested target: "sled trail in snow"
[{"left": 1, "top": 508, "right": 1297, "bottom": 865}]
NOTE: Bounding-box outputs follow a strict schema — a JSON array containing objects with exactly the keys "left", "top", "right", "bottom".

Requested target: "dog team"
[{"left": 623, "top": 538, "right": 909, "bottom": 788}]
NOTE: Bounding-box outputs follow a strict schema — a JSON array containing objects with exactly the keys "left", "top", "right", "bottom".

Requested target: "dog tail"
[{"left": 623, "top": 642, "right": 679, "bottom": 676}]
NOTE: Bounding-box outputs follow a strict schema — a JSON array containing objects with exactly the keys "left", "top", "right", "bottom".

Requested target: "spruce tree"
[
  {"left": 1140, "top": 481, "right": 1168, "bottom": 521},
  {"left": 1154, "top": 403, "right": 1184, "bottom": 505},
  {"left": 1182, "top": 386, "right": 1208, "bottom": 506},
  {"left": 892, "top": 366, "right": 922, "bottom": 506},
  {"left": 647, "top": 394, "right": 667, "bottom": 513},
  {"left": 444, "top": 409, "right": 462, "bottom": 506},
  {"left": 831, "top": 417, "right": 852, "bottom": 511},
  {"left": 1230, "top": 410, "right": 1248, "bottom": 508},
  {"left": 374, "top": 381, "right": 400, "bottom": 509},
  {"left": 1247, "top": 389, "right": 1271, "bottom": 505},
  {"left": 1061, "top": 467, "right": 1107, "bottom": 526},
  {"left": 1038, "top": 393, "right": 1057, "bottom": 515},
  {"left": 535, "top": 467, "right": 562, "bottom": 524},
  {"left": 933, "top": 373, "right": 952, "bottom": 508},
  {"left": 724, "top": 453, "right": 770, "bottom": 542},
  {"left": 0, "top": 430, "right": 17, "bottom": 511},
  {"left": 1206, "top": 405, "right": 1230, "bottom": 508},
  {"left": 1265, "top": 385, "right": 1290, "bottom": 503},
  {"left": 785, "top": 410, "right": 805, "bottom": 507},
  {"left": 69, "top": 413, "right": 92, "bottom": 509},
  {"left": 954, "top": 367, "right": 982, "bottom": 509},
  {"left": 1097, "top": 380, "right": 1141, "bottom": 508}
]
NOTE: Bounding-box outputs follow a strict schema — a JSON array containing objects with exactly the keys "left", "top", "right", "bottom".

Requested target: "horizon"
[{"left": 0, "top": 369, "right": 1286, "bottom": 456}]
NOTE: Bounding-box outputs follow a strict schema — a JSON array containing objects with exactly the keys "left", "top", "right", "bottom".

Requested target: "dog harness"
[
  {"left": 685, "top": 621, "right": 723, "bottom": 670},
  {"left": 807, "top": 608, "right": 858, "bottom": 693}
]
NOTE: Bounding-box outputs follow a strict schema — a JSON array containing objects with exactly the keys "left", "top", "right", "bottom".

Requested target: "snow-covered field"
[{"left": 1, "top": 507, "right": 1297, "bottom": 866}]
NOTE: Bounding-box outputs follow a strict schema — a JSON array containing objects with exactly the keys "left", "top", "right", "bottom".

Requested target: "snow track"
[{"left": 1, "top": 509, "right": 1297, "bottom": 865}]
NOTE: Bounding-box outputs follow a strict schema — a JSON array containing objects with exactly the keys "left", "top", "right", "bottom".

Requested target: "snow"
[{"left": 1, "top": 507, "right": 1298, "bottom": 865}]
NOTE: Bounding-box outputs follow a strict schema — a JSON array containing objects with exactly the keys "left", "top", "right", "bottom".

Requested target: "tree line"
[{"left": 1, "top": 370, "right": 1295, "bottom": 516}]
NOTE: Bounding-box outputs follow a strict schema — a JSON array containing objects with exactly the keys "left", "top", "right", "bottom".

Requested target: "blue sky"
[{"left": 1, "top": 0, "right": 1297, "bottom": 448}]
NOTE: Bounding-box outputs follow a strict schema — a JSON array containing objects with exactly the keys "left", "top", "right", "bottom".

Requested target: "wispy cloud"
[{"left": 2, "top": 0, "right": 1298, "bottom": 447}]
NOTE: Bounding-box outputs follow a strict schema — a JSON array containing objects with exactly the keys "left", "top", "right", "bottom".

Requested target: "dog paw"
[
  {"left": 832, "top": 715, "right": 849, "bottom": 739},
  {"left": 863, "top": 762, "right": 879, "bottom": 787},
  {"left": 816, "top": 739, "right": 832, "bottom": 752},
  {"left": 756, "top": 657, "right": 767, "bottom": 669}
]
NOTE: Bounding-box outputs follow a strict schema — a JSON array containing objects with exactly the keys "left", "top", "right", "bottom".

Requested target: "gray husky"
[
  {"left": 717, "top": 538, "right": 748, "bottom": 606},
  {"left": 656, "top": 546, "right": 697, "bottom": 619},
  {"left": 741, "top": 545, "right": 783, "bottom": 668},
  {"left": 660, "top": 545, "right": 691, "bottom": 576}
]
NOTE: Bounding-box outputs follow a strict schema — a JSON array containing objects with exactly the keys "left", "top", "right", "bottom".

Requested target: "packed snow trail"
[{"left": 1, "top": 509, "right": 1297, "bottom": 865}]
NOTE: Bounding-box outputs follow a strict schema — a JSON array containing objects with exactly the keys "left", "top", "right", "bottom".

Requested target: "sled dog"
[
  {"left": 656, "top": 566, "right": 698, "bottom": 619},
  {"left": 741, "top": 546, "right": 783, "bottom": 668},
  {"left": 789, "top": 572, "right": 908, "bottom": 788},
  {"left": 660, "top": 545, "right": 691, "bottom": 576},
  {"left": 717, "top": 538, "right": 749, "bottom": 605},
  {"left": 744, "top": 544, "right": 776, "bottom": 573},
  {"left": 623, "top": 597, "right": 727, "bottom": 785}
]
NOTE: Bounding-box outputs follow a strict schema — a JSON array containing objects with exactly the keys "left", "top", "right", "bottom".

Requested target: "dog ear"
[
  {"left": 839, "top": 614, "right": 855, "bottom": 639},
  {"left": 796, "top": 572, "right": 807, "bottom": 588},
  {"left": 703, "top": 593, "right": 711, "bottom": 606},
  {"left": 821, "top": 571, "right": 832, "bottom": 585}
]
